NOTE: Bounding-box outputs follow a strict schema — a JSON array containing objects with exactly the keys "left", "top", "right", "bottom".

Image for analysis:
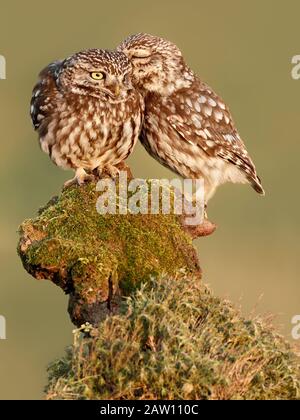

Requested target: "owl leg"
[
  {"left": 204, "top": 182, "right": 217, "bottom": 219},
  {"left": 204, "top": 204, "right": 208, "bottom": 220},
  {"left": 185, "top": 195, "right": 216, "bottom": 237},
  {"left": 96, "top": 164, "right": 120, "bottom": 179},
  {"left": 64, "top": 168, "right": 94, "bottom": 188},
  {"left": 192, "top": 182, "right": 217, "bottom": 235}
]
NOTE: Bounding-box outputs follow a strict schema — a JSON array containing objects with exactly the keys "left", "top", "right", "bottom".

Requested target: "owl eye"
[
  {"left": 90, "top": 72, "right": 105, "bottom": 80},
  {"left": 131, "top": 50, "right": 151, "bottom": 59}
]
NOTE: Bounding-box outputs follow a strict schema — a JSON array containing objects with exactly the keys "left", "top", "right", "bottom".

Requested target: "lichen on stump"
[{"left": 18, "top": 179, "right": 206, "bottom": 326}]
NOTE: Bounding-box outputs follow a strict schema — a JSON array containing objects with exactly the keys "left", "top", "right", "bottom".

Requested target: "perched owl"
[
  {"left": 118, "top": 34, "right": 265, "bottom": 204},
  {"left": 31, "top": 49, "right": 144, "bottom": 186}
]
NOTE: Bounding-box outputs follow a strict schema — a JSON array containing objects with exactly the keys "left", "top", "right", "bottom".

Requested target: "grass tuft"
[{"left": 46, "top": 274, "right": 300, "bottom": 400}]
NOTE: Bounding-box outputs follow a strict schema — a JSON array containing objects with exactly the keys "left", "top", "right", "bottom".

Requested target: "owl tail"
[{"left": 250, "top": 175, "right": 265, "bottom": 196}]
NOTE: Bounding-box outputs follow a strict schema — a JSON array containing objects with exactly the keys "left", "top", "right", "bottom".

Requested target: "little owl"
[
  {"left": 31, "top": 49, "right": 144, "bottom": 186},
  {"left": 118, "top": 34, "right": 265, "bottom": 205}
]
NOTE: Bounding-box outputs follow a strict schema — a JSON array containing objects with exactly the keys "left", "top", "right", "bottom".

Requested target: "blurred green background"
[{"left": 0, "top": 0, "right": 299, "bottom": 399}]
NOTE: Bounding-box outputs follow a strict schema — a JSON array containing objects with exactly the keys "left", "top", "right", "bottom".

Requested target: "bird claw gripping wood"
[{"left": 63, "top": 168, "right": 95, "bottom": 188}]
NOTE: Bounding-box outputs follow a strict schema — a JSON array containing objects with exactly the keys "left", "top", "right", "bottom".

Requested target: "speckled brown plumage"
[
  {"left": 31, "top": 49, "right": 144, "bottom": 185},
  {"left": 118, "top": 34, "right": 264, "bottom": 202}
]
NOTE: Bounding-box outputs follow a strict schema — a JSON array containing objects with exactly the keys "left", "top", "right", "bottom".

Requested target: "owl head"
[
  {"left": 118, "top": 33, "right": 192, "bottom": 95},
  {"left": 57, "top": 49, "right": 133, "bottom": 100}
]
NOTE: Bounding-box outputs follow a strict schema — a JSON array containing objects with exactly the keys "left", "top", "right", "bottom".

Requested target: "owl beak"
[
  {"left": 114, "top": 84, "right": 120, "bottom": 97},
  {"left": 107, "top": 82, "right": 120, "bottom": 97}
]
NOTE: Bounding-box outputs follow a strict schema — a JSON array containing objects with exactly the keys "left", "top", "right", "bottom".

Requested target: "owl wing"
[
  {"left": 167, "top": 84, "right": 264, "bottom": 194},
  {"left": 30, "top": 61, "right": 63, "bottom": 130}
]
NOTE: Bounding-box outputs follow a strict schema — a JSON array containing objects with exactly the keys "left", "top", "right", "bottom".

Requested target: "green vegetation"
[
  {"left": 46, "top": 273, "right": 300, "bottom": 400},
  {"left": 18, "top": 180, "right": 300, "bottom": 400},
  {"left": 18, "top": 181, "right": 200, "bottom": 307}
]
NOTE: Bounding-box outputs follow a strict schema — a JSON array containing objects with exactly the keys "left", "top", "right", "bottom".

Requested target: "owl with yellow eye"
[{"left": 30, "top": 49, "right": 144, "bottom": 186}]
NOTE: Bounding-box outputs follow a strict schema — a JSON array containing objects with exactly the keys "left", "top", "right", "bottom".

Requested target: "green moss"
[
  {"left": 46, "top": 274, "right": 300, "bottom": 400},
  {"left": 18, "top": 181, "right": 200, "bottom": 302}
]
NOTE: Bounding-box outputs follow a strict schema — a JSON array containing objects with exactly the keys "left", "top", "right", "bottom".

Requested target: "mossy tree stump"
[
  {"left": 18, "top": 176, "right": 213, "bottom": 326},
  {"left": 17, "top": 174, "right": 300, "bottom": 400}
]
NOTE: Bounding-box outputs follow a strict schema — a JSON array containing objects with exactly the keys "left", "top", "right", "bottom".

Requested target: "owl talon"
[
  {"left": 96, "top": 164, "right": 120, "bottom": 179},
  {"left": 64, "top": 169, "right": 94, "bottom": 188},
  {"left": 204, "top": 204, "right": 208, "bottom": 220}
]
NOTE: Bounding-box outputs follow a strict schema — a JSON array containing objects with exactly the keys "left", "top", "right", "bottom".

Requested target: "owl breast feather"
[{"left": 38, "top": 93, "right": 142, "bottom": 171}]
